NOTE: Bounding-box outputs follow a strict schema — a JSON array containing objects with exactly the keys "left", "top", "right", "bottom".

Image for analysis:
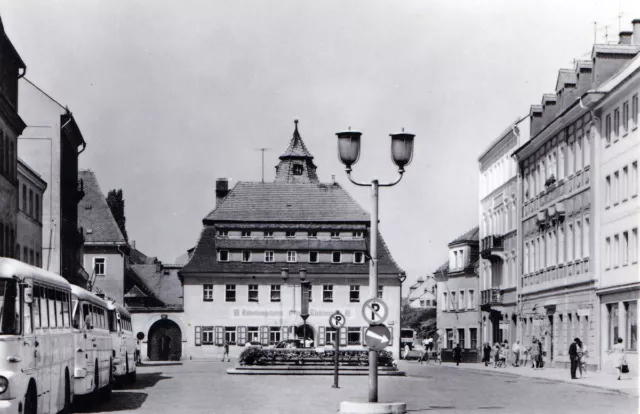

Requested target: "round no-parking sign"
[
  {"left": 362, "top": 298, "right": 388, "bottom": 325},
  {"left": 329, "top": 311, "right": 346, "bottom": 329}
]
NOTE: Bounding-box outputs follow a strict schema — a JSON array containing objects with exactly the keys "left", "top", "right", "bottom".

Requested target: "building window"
[
  {"left": 270, "top": 285, "right": 281, "bottom": 302},
  {"left": 330, "top": 231, "right": 340, "bottom": 239},
  {"left": 218, "top": 250, "right": 229, "bottom": 262},
  {"left": 35, "top": 194, "right": 40, "bottom": 221},
  {"left": 286, "top": 231, "right": 295, "bottom": 238},
  {"left": 247, "top": 327, "right": 259, "bottom": 343},
  {"left": 459, "top": 291, "right": 465, "bottom": 310},
  {"left": 377, "top": 285, "right": 383, "bottom": 299},
  {"left": 286, "top": 251, "right": 297, "bottom": 263},
  {"left": 35, "top": 252, "right": 40, "bottom": 267},
  {"left": 28, "top": 189, "right": 33, "bottom": 217},
  {"left": 347, "top": 327, "right": 361, "bottom": 345},
  {"left": 632, "top": 94, "right": 639, "bottom": 128},
  {"left": 242, "top": 251, "right": 252, "bottom": 262},
  {"left": 420, "top": 300, "right": 425, "bottom": 307},
  {"left": 623, "top": 231, "right": 629, "bottom": 266},
  {"left": 292, "top": 164, "right": 303, "bottom": 175},
  {"left": 632, "top": 229, "right": 638, "bottom": 263},
  {"left": 469, "top": 290, "right": 475, "bottom": 309},
  {"left": 609, "top": 304, "right": 619, "bottom": 349},
  {"left": 451, "top": 292, "right": 456, "bottom": 311},
  {"left": 605, "top": 237, "right": 611, "bottom": 269},
  {"left": 352, "top": 231, "right": 363, "bottom": 238},
  {"left": 605, "top": 114, "right": 611, "bottom": 145},
  {"left": 241, "top": 231, "right": 251, "bottom": 238},
  {"left": 225, "top": 285, "right": 236, "bottom": 302},
  {"left": 353, "top": 252, "right": 365, "bottom": 264},
  {"left": 217, "top": 230, "right": 228, "bottom": 237},
  {"left": 248, "top": 284, "right": 258, "bottom": 302},
  {"left": 264, "top": 231, "right": 274, "bottom": 238},
  {"left": 614, "top": 108, "right": 620, "bottom": 139},
  {"left": 203, "top": 284, "right": 213, "bottom": 302},
  {"left": 632, "top": 162, "right": 638, "bottom": 197},
  {"left": 623, "top": 166, "right": 629, "bottom": 200},
  {"left": 264, "top": 251, "right": 274, "bottom": 262},
  {"left": 614, "top": 234, "right": 620, "bottom": 267},
  {"left": 567, "top": 224, "right": 574, "bottom": 262},
  {"left": 308, "top": 231, "right": 317, "bottom": 238},
  {"left": 614, "top": 171, "right": 620, "bottom": 204},
  {"left": 583, "top": 217, "right": 590, "bottom": 258},
  {"left": 332, "top": 252, "right": 342, "bottom": 263},
  {"left": 470, "top": 328, "right": 478, "bottom": 349},
  {"left": 22, "top": 247, "right": 28, "bottom": 264},
  {"left": 349, "top": 285, "right": 360, "bottom": 303},
  {"left": 626, "top": 301, "right": 637, "bottom": 351},
  {"left": 606, "top": 175, "right": 611, "bottom": 207},
  {"left": 269, "top": 327, "right": 281, "bottom": 345},
  {"left": 225, "top": 327, "right": 237, "bottom": 345},
  {"left": 323, "top": 285, "right": 333, "bottom": 302},
  {"left": 623, "top": 101, "right": 629, "bottom": 134},
  {"left": 93, "top": 257, "right": 106, "bottom": 276},
  {"left": 309, "top": 251, "right": 319, "bottom": 263},
  {"left": 442, "top": 292, "right": 448, "bottom": 311},
  {"left": 202, "top": 327, "right": 214, "bottom": 345},
  {"left": 308, "top": 285, "right": 312, "bottom": 302},
  {"left": 22, "top": 184, "right": 26, "bottom": 211},
  {"left": 446, "top": 329, "right": 454, "bottom": 349}
]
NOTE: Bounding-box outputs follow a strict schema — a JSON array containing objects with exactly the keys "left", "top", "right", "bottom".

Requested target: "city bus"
[
  {"left": 400, "top": 328, "right": 417, "bottom": 350},
  {"left": 106, "top": 299, "right": 136, "bottom": 383},
  {"left": 0, "top": 257, "right": 74, "bottom": 414},
  {"left": 71, "top": 285, "right": 113, "bottom": 401}
]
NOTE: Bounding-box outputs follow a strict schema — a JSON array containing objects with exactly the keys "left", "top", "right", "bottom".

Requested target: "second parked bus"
[{"left": 106, "top": 299, "right": 136, "bottom": 383}]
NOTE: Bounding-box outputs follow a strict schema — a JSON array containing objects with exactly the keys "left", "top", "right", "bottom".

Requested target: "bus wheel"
[
  {"left": 93, "top": 361, "right": 100, "bottom": 399},
  {"left": 60, "top": 370, "right": 71, "bottom": 414},
  {"left": 24, "top": 382, "right": 37, "bottom": 414}
]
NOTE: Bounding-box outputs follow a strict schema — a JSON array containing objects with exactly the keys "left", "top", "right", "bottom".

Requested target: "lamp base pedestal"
[{"left": 339, "top": 401, "right": 406, "bottom": 414}]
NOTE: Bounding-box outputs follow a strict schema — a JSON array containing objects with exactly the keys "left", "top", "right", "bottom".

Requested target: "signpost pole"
[
  {"left": 369, "top": 180, "right": 379, "bottom": 403},
  {"left": 333, "top": 330, "right": 340, "bottom": 388}
]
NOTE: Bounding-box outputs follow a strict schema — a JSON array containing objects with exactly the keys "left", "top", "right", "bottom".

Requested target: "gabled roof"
[
  {"left": 448, "top": 226, "right": 479, "bottom": 246},
  {"left": 204, "top": 182, "right": 370, "bottom": 223},
  {"left": 129, "top": 264, "right": 183, "bottom": 306},
  {"left": 124, "top": 285, "right": 149, "bottom": 298},
  {"left": 556, "top": 69, "right": 577, "bottom": 91},
  {"left": 78, "top": 170, "right": 126, "bottom": 244}
]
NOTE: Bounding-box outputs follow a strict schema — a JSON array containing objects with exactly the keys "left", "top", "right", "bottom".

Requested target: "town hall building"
[{"left": 180, "top": 121, "right": 404, "bottom": 360}]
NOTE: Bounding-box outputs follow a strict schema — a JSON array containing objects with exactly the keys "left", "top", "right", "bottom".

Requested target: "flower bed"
[{"left": 238, "top": 347, "right": 395, "bottom": 367}]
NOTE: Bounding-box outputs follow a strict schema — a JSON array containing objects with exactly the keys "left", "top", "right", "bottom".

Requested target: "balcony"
[
  {"left": 480, "top": 288, "right": 503, "bottom": 310},
  {"left": 480, "top": 235, "right": 503, "bottom": 260}
]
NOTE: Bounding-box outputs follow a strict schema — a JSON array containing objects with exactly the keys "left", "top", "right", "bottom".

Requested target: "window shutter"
[
  {"left": 238, "top": 326, "right": 247, "bottom": 345},
  {"left": 195, "top": 326, "right": 201, "bottom": 347},
  {"left": 388, "top": 327, "right": 393, "bottom": 346},
  {"left": 318, "top": 327, "right": 326, "bottom": 346},
  {"left": 362, "top": 327, "right": 367, "bottom": 346},
  {"left": 260, "top": 326, "right": 269, "bottom": 345},
  {"left": 282, "top": 326, "right": 289, "bottom": 340},
  {"left": 215, "top": 326, "right": 224, "bottom": 345},
  {"left": 339, "top": 327, "right": 347, "bottom": 346}
]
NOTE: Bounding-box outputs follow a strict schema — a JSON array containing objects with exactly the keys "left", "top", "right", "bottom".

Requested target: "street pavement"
[{"left": 74, "top": 361, "right": 639, "bottom": 414}]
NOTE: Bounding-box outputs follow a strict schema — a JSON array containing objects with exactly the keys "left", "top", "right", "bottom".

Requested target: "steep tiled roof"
[
  {"left": 129, "top": 264, "right": 183, "bottom": 306},
  {"left": 78, "top": 170, "right": 126, "bottom": 244},
  {"left": 433, "top": 261, "right": 449, "bottom": 281},
  {"left": 181, "top": 226, "right": 402, "bottom": 275},
  {"left": 448, "top": 226, "right": 479, "bottom": 246},
  {"left": 280, "top": 120, "right": 314, "bottom": 159},
  {"left": 215, "top": 238, "right": 366, "bottom": 251},
  {"left": 205, "top": 182, "right": 370, "bottom": 223}
]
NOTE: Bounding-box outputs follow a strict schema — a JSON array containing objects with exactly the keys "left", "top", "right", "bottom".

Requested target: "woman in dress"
[{"left": 607, "top": 337, "right": 627, "bottom": 380}]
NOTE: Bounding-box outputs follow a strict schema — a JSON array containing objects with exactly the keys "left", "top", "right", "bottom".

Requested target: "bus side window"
[
  {"left": 32, "top": 285, "right": 41, "bottom": 329},
  {"left": 40, "top": 287, "right": 49, "bottom": 328},
  {"left": 48, "top": 288, "right": 57, "bottom": 328},
  {"left": 82, "top": 303, "right": 91, "bottom": 329},
  {"left": 23, "top": 285, "right": 32, "bottom": 335},
  {"left": 101, "top": 308, "right": 106, "bottom": 329},
  {"left": 63, "top": 292, "right": 70, "bottom": 328},
  {"left": 55, "top": 290, "right": 64, "bottom": 327}
]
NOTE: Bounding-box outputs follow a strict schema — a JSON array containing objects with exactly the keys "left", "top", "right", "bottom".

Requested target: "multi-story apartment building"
[
  {"left": 78, "top": 170, "right": 127, "bottom": 302},
  {"left": 17, "top": 159, "right": 46, "bottom": 266},
  {"left": 435, "top": 227, "right": 480, "bottom": 358},
  {"left": 478, "top": 120, "right": 528, "bottom": 346},
  {"left": 407, "top": 276, "right": 437, "bottom": 309},
  {"left": 0, "top": 17, "right": 27, "bottom": 260},
  {"left": 591, "top": 31, "right": 640, "bottom": 372},
  {"left": 18, "top": 79, "right": 88, "bottom": 286},
  {"left": 513, "top": 23, "right": 639, "bottom": 369},
  {"left": 180, "top": 122, "right": 404, "bottom": 360}
]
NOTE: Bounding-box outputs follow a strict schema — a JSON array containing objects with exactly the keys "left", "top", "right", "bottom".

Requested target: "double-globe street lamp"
[
  {"left": 335, "top": 128, "right": 415, "bottom": 403},
  {"left": 281, "top": 268, "right": 311, "bottom": 347}
]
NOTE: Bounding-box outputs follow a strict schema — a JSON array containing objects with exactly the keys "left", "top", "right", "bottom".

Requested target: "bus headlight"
[{"left": 0, "top": 376, "right": 8, "bottom": 394}]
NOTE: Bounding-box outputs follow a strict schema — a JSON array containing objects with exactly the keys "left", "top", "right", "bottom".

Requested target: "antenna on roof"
[{"left": 255, "top": 148, "right": 272, "bottom": 183}]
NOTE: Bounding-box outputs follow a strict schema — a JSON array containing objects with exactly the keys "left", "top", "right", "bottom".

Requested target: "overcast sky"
[{"left": 2, "top": 0, "right": 639, "bottom": 293}]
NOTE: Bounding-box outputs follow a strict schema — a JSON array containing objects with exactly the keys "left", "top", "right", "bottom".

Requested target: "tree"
[
  {"left": 401, "top": 304, "right": 437, "bottom": 339},
  {"left": 107, "top": 189, "right": 128, "bottom": 242}
]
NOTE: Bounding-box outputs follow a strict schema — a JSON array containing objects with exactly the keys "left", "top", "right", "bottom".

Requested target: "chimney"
[
  {"left": 529, "top": 105, "right": 543, "bottom": 137},
  {"left": 619, "top": 31, "right": 633, "bottom": 45},
  {"left": 216, "top": 178, "right": 230, "bottom": 206},
  {"left": 633, "top": 19, "right": 640, "bottom": 45}
]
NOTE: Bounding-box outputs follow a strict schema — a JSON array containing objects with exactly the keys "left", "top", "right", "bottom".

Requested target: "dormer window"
[
  {"left": 286, "top": 231, "right": 295, "bottom": 238},
  {"left": 264, "top": 231, "right": 274, "bottom": 238},
  {"left": 331, "top": 232, "right": 340, "bottom": 239},
  {"left": 217, "top": 230, "right": 229, "bottom": 237},
  {"left": 241, "top": 231, "right": 251, "bottom": 238},
  {"left": 352, "top": 231, "right": 363, "bottom": 238},
  {"left": 308, "top": 231, "right": 318, "bottom": 238},
  {"left": 292, "top": 164, "right": 303, "bottom": 175},
  {"left": 354, "top": 252, "right": 365, "bottom": 264},
  {"left": 218, "top": 250, "right": 229, "bottom": 262}
]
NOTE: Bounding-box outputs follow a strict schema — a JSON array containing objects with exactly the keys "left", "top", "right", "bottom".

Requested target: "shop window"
[
  {"left": 609, "top": 304, "right": 619, "bottom": 349},
  {"left": 225, "top": 327, "right": 237, "bottom": 345},
  {"left": 347, "top": 327, "right": 361, "bottom": 345},
  {"left": 626, "top": 301, "right": 637, "bottom": 351},
  {"left": 470, "top": 328, "right": 477, "bottom": 349}
]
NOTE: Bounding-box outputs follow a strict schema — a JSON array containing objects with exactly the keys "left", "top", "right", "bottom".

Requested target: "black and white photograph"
[{"left": 0, "top": 0, "right": 638, "bottom": 413}]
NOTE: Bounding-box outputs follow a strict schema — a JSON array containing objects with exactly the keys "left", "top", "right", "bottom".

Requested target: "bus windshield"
[{"left": 0, "top": 280, "right": 20, "bottom": 335}]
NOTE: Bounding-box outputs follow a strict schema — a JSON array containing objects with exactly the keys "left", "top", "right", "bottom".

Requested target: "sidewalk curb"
[{"left": 435, "top": 363, "right": 637, "bottom": 397}]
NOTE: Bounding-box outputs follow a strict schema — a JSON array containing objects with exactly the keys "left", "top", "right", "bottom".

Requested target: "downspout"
[{"left": 18, "top": 67, "right": 26, "bottom": 79}]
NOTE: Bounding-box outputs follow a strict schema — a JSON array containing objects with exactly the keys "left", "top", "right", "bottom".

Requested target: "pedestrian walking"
[
  {"left": 493, "top": 343, "right": 500, "bottom": 367},
  {"left": 607, "top": 338, "right": 628, "bottom": 380},
  {"left": 530, "top": 337, "right": 539, "bottom": 369},
  {"left": 453, "top": 343, "right": 462, "bottom": 366},
  {"left": 512, "top": 340, "right": 521, "bottom": 367},
  {"left": 483, "top": 343, "right": 492, "bottom": 367},
  {"left": 578, "top": 341, "right": 588, "bottom": 378},
  {"left": 536, "top": 337, "right": 544, "bottom": 369},
  {"left": 569, "top": 338, "right": 581, "bottom": 379},
  {"left": 222, "top": 341, "right": 230, "bottom": 362}
]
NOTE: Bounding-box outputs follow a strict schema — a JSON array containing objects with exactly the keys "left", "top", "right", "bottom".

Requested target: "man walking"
[
  {"left": 569, "top": 338, "right": 581, "bottom": 379},
  {"left": 222, "top": 341, "right": 230, "bottom": 362},
  {"left": 453, "top": 343, "right": 462, "bottom": 366},
  {"left": 512, "top": 340, "right": 521, "bottom": 367}
]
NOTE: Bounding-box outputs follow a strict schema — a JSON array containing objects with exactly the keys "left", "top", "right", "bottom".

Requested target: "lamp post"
[
  {"left": 281, "top": 268, "right": 311, "bottom": 347},
  {"left": 336, "top": 128, "right": 415, "bottom": 403}
]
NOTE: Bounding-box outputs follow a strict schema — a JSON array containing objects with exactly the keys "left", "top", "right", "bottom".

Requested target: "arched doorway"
[
  {"left": 294, "top": 324, "right": 315, "bottom": 347},
  {"left": 148, "top": 319, "right": 182, "bottom": 361}
]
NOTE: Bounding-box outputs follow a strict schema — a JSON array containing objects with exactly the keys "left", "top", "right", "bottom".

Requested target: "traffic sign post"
[
  {"left": 365, "top": 325, "right": 391, "bottom": 351},
  {"left": 329, "top": 311, "right": 345, "bottom": 389}
]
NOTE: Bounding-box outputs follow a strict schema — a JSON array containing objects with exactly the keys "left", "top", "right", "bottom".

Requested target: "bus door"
[{"left": 20, "top": 283, "right": 36, "bottom": 373}]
